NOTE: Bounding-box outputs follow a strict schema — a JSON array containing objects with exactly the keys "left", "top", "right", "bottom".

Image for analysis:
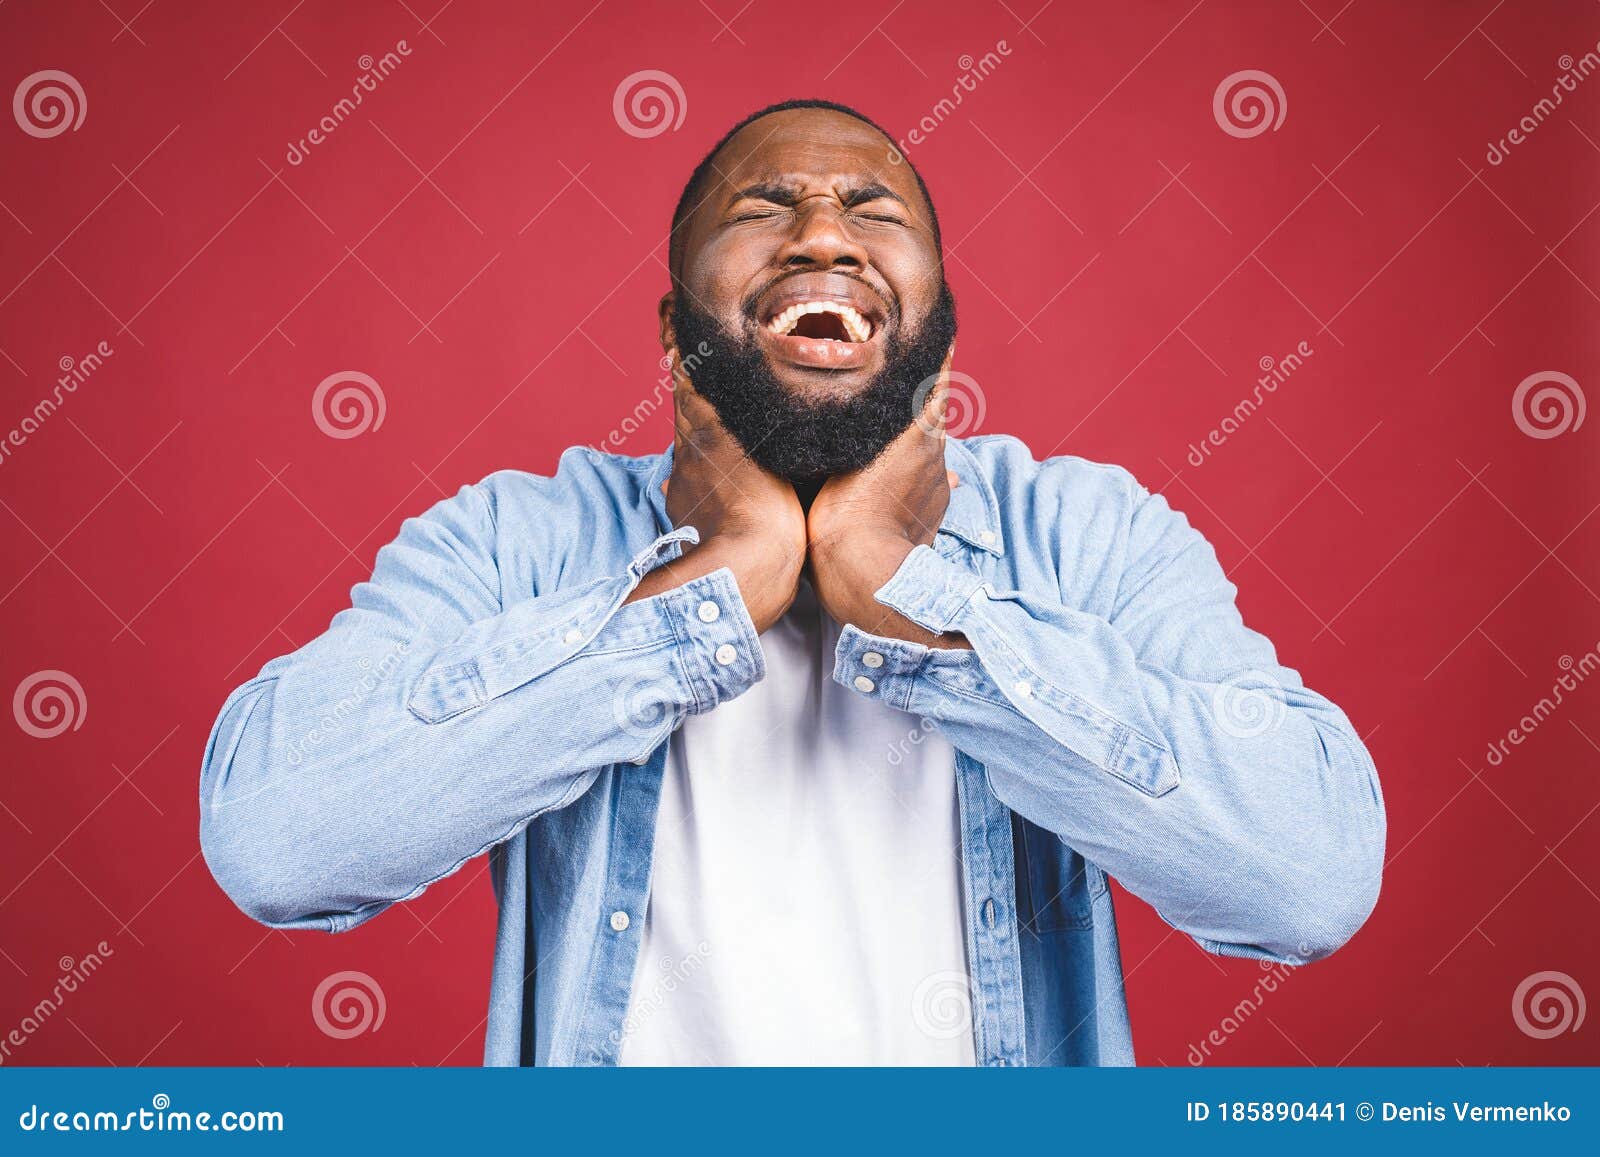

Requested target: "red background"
[{"left": 1, "top": 0, "right": 1596, "bottom": 1067}]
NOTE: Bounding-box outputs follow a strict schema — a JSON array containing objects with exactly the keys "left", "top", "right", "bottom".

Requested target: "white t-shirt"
[{"left": 617, "top": 579, "right": 975, "bottom": 1066}]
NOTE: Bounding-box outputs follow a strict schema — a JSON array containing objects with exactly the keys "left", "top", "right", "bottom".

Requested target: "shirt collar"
[
  {"left": 937, "top": 436, "right": 1005, "bottom": 556},
  {"left": 642, "top": 435, "right": 1004, "bottom": 557}
]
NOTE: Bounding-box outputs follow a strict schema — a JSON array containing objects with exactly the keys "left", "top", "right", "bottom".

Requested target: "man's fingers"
[
  {"left": 865, "top": 404, "right": 949, "bottom": 479},
  {"left": 669, "top": 355, "right": 730, "bottom": 452},
  {"left": 916, "top": 374, "right": 949, "bottom": 436}
]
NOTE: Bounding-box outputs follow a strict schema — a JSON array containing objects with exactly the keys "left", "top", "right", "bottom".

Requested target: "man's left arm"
[{"left": 818, "top": 477, "right": 1386, "bottom": 966}]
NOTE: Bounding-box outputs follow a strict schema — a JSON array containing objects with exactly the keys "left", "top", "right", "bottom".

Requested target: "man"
[{"left": 199, "top": 99, "right": 1385, "bottom": 1066}]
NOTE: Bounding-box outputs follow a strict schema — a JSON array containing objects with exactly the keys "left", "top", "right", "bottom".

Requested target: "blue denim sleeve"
[
  {"left": 832, "top": 496, "right": 1385, "bottom": 964},
  {"left": 199, "top": 483, "right": 764, "bottom": 932}
]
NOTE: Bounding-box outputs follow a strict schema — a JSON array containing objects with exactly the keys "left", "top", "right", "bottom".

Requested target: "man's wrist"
[
  {"left": 812, "top": 532, "right": 970, "bottom": 648},
  {"left": 691, "top": 533, "right": 803, "bottom": 633}
]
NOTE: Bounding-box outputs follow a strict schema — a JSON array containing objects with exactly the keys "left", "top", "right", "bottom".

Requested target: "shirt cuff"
[
  {"left": 832, "top": 622, "right": 979, "bottom": 713},
  {"left": 873, "top": 543, "right": 989, "bottom": 634},
  {"left": 649, "top": 566, "right": 766, "bottom": 715},
  {"left": 407, "top": 526, "right": 763, "bottom": 723},
  {"left": 836, "top": 542, "right": 1178, "bottom": 797},
  {"left": 828, "top": 545, "right": 986, "bottom": 709}
]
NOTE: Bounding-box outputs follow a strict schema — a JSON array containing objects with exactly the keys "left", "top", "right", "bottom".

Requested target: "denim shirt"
[{"left": 198, "top": 434, "right": 1385, "bottom": 1066}]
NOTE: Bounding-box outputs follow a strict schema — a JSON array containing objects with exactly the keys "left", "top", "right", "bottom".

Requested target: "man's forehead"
[{"left": 709, "top": 113, "right": 910, "bottom": 196}]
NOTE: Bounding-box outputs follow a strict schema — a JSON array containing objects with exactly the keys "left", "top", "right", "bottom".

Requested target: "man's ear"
[
  {"left": 658, "top": 291, "right": 677, "bottom": 359},
  {"left": 940, "top": 343, "right": 955, "bottom": 375}
]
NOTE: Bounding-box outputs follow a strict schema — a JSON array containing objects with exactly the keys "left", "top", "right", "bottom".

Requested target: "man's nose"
[{"left": 775, "top": 199, "right": 869, "bottom": 269}]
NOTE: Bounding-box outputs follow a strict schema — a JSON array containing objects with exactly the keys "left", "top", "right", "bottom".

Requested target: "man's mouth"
[
  {"left": 753, "top": 275, "right": 887, "bottom": 372},
  {"left": 765, "top": 301, "right": 873, "bottom": 344}
]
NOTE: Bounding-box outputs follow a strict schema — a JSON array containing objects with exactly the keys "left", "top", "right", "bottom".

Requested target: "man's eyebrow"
[
  {"left": 838, "top": 182, "right": 908, "bottom": 209},
  {"left": 728, "top": 180, "right": 804, "bottom": 205},
  {"left": 726, "top": 179, "right": 911, "bottom": 210}
]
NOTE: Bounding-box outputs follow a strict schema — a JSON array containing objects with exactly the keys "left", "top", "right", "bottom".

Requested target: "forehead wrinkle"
[{"left": 717, "top": 122, "right": 909, "bottom": 181}]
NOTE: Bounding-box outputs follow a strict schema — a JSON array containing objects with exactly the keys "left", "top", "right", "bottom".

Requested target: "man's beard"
[{"left": 669, "top": 281, "right": 958, "bottom": 484}]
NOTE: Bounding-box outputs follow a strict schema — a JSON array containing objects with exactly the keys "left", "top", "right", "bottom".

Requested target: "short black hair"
[{"left": 667, "top": 98, "right": 942, "bottom": 285}]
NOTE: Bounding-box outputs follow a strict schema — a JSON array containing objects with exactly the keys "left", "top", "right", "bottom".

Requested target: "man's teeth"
[{"left": 766, "top": 301, "right": 872, "bottom": 342}]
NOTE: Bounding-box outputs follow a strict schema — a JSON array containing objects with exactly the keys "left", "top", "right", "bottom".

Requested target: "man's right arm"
[{"left": 198, "top": 481, "right": 765, "bottom": 932}]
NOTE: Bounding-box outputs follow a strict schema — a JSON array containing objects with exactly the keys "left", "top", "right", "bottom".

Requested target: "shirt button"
[
  {"left": 1013, "top": 680, "right": 1033, "bottom": 698},
  {"left": 563, "top": 628, "right": 583, "bottom": 645},
  {"left": 609, "top": 910, "right": 630, "bottom": 932},
  {"left": 988, "top": 1057, "right": 1008, "bottom": 1067},
  {"left": 853, "top": 675, "right": 876, "bottom": 693},
  {"left": 714, "top": 643, "right": 737, "bottom": 666},
  {"left": 979, "top": 529, "right": 997, "bottom": 545},
  {"left": 861, "top": 651, "right": 884, "bottom": 669},
  {"left": 697, "top": 600, "right": 720, "bottom": 623}
]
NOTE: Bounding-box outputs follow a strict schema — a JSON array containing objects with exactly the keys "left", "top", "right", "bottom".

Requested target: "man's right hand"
[{"left": 623, "top": 351, "right": 805, "bottom": 633}]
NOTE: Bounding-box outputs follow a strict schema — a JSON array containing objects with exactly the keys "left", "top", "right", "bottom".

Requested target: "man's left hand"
[{"left": 806, "top": 377, "right": 970, "bottom": 649}]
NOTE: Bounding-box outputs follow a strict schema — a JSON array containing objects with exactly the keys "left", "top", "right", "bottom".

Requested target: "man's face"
[{"left": 664, "top": 108, "right": 956, "bottom": 484}]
